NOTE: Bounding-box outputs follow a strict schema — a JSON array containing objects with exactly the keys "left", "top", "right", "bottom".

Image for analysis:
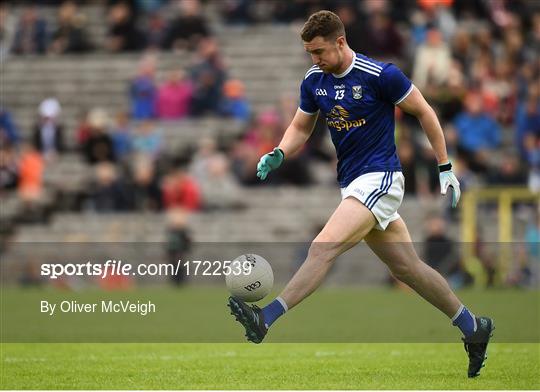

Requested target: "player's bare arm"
[
  {"left": 397, "top": 86, "right": 449, "bottom": 165},
  {"left": 278, "top": 108, "right": 319, "bottom": 158},
  {"left": 398, "top": 86, "right": 461, "bottom": 206},
  {"left": 256, "top": 109, "right": 319, "bottom": 180}
]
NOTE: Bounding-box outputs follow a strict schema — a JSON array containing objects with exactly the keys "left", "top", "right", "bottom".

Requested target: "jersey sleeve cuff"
[
  {"left": 393, "top": 83, "right": 414, "bottom": 105},
  {"left": 298, "top": 107, "right": 319, "bottom": 115}
]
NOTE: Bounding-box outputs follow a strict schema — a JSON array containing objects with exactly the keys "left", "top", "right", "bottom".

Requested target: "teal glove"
[
  {"left": 256, "top": 148, "right": 284, "bottom": 180},
  {"left": 439, "top": 161, "right": 461, "bottom": 208}
]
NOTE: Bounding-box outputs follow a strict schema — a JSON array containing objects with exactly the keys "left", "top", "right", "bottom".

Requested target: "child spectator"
[
  {"left": 220, "top": 79, "right": 250, "bottom": 122},
  {"left": 156, "top": 69, "right": 193, "bottom": 119},
  {"left": 131, "top": 120, "right": 162, "bottom": 160}
]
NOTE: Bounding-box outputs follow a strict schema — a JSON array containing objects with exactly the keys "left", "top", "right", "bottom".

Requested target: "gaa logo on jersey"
[
  {"left": 352, "top": 85, "right": 362, "bottom": 99},
  {"left": 315, "top": 88, "right": 328, "bottom": 96}
]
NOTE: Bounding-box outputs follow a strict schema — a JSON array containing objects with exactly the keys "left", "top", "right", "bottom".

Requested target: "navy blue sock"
[
  {"left": 261, "top": 297, "right": 287, "bottom": 329},
  {"left": 452, "top": 305, "right": 477, "bottom": 337}
]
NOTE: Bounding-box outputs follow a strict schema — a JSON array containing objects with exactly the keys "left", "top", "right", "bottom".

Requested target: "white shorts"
[{"left": 340, "top": 171, "right": 405, "bottom": 231}]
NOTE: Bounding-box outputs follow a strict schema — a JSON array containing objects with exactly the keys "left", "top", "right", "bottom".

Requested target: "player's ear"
[{"left": 336, "top": 35, "right": 346, "bottom": 48}]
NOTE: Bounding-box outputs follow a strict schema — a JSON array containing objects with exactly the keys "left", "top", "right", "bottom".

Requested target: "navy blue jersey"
[{"left": 299, "top": 52, "right": 413, "bottom": 187}]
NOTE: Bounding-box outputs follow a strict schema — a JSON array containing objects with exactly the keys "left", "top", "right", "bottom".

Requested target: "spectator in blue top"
[
  {"left": 220, "top": 79, "right": 250, "bottom": 122},
  {"left": 0, "top": 107, "right": 19, "bottom": 146},
  {"left": 190, "top": 38, "right": 226, "bottom": 116},
  {"left": 522, "top": 96, "right": 540, "bottom": 192},
  {"left": 516, "top": 93, "right": 540, "bottom": 159},
  {"left": 110, "top": 111, "right": 132, "bottom": 161},
  {"left": 130, "top": 56, "right": 157, "bottom": 119},
  {"left": 131, "top": 120, "right": 162, "bottom": 161},
  {"left": 453, "top": 92, "right": 501, "bottom": 172},
  {"left": 11, "top": 6, "right": 48, "bottom": 55}
]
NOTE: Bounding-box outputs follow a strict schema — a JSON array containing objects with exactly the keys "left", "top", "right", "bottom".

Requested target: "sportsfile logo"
[{"left": 244, "top": 281, "right": 261, "bottom": 291}]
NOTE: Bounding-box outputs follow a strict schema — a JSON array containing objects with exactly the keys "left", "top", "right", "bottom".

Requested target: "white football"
[{"left": 225, "top": 254, "right": 274, "bottom": 302}]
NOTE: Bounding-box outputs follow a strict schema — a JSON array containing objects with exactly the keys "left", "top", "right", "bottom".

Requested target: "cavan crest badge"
[{"left": 352, "top": 85, "right": 362, "bottom": 99}]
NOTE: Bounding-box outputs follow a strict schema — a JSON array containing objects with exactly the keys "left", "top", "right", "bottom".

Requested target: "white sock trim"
[
  {"left": 451, "top": 304, "right": 464, "bottom": 322},
  {"left": 276, "top": 296, "right": 288, "bottom": 312}
]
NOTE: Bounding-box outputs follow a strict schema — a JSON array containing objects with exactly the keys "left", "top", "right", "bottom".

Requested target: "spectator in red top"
[
  {"left": 156, "top": 69, "right": 193, "bottom": 119},
  {"left": 75, "top": 110, "right": 91, "bottom": 147},
  {"left": 161, "top": 165, "right": 200, "bottom": 211}
]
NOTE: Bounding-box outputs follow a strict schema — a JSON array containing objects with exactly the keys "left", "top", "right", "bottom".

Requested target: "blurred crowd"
[
  {"left": 1, "top": 0, "right": 537, "bottom": 187},
  {"left": 1, "top": 0, "right": 539, "bottom": 286}
]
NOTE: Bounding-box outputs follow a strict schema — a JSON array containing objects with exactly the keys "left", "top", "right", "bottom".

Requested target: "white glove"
[{"left": 439, "top": 162, "right": 461, "bottom": 208}]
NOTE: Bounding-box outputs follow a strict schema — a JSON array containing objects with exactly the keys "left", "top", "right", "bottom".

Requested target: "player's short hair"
[{"left": 300, "top": 10, "right": 346, "bottom": 42}]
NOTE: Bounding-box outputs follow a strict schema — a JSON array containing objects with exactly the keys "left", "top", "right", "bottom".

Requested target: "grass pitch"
[{"left": 2, "top": 342, "right": 539, "bottom": 389}]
